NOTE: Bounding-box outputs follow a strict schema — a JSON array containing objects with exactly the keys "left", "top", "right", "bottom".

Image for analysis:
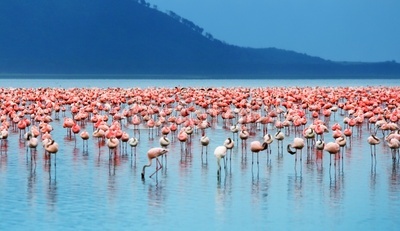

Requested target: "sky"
[{"left": 146, "top": 0, "right": 400, "bottom": 62}]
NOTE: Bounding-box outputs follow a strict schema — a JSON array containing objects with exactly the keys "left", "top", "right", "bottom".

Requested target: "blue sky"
[{"left": 146, "top": 0, "right": 400, "bottom": 62}]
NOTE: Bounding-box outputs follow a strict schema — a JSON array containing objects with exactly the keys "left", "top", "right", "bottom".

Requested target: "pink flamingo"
[
  {"left": 367, "top": 134, "right": 380, "bottom": 157},
  {"left": 324, "top": 141, "right": 340, "bottom": 166},
  {"left": 200, "top": 130, "right": 210, "bottom": 159},
  {"left": 72, "top": 122, "right": 81, "bottom": 145},
  {"left": 335, "top": 135, "right": 347, "bottom": 155},
  {"left": 45, "top": 139, "right": 59, "bottom": 166},
  {"left": 224, "top": 137, "right": 234, "bottom": 160},
  {"left": 106, "top": 137, "right": 119, "bottom": 159},
  {"left": 120, "top": 131, "right": 130, "bottom": 154},
  {"left": 387, "top": 138, "right": 400, "bottom": 161},
  {"left": 263, "top": 133, "right": 273, "bottom": 155},
  {"left": 141, "top": 147, "right": 168, "bottom": 179},
  {"left": 274, "top": 130, "right": 285, "bottom": 152},
  {"left": 0, "top": 129, "right": 8, "bottom": 152},
  {"left": 178, "top": 128, "right": 188, "bottom": 153},
  {"left": 26, "top": 132, "right": 38, "bottom": 158},
  {"left": 287, "top": 137, "right": 305, "bottom": 161},
  {"left": 159, "top": 135, "right": 170, "bottom": 163},
  {"left": 63, "top": 117, "right": 74, "bottom": 138},
  {"left": 303, "top": 127, "right": 315, "bottom": 149},
  {"left": 80, "top": 130, "right": 90, "bottom": 151},
  {"left": 250, "top": 140, "right": 268, "bottom": 164},
  {"left": 239, "top": 128, "right": 249, "bottom": 152},
  {"left": 131, "top": 115, "right": 141, "bottom": 135}
]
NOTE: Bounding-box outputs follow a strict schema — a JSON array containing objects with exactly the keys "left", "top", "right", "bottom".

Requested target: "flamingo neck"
[
  {"left": 287, "top": 144, "right": 296, "bottom": 154},
  {"left": 141, "top": 158, "right": 153, "bottom": 175},
  {"left": 262, "top": 142, "right": 268, "bottom": 150}
]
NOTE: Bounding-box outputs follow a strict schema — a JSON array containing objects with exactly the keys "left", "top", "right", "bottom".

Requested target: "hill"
[{"left": 0, "top": 0, "right": 399, "bottom": 77}]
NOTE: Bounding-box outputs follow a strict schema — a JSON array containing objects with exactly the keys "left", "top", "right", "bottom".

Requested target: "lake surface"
[{"left": 0, "top": 77, "right": 400, "bottom": 231}]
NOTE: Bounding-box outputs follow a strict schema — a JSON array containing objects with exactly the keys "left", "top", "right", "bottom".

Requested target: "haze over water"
[{"left": 1, "top": 76, "right": 398, "bottom": 88}]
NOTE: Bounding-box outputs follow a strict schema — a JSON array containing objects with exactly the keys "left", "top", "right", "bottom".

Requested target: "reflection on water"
[
  {"left": 0, "top": 154, "right": 7, "bottom": 173},
  {"left": 27, "top": 162, "right": 37, "bottom": 204},
  {"left": 389, "top": 162, "right": 400, "bottom": 195},
  {"left": 329, "top": 164, "right": 345, "bottom": 206},
  {"left": 146, "top": 182, "right": 166, "bottom": 214},
  {"left": 47, "top": 175, "right": 58, "bottom": 211},
  {"left": 108, "top": 165, "right": 117, "bottom": 204},
  {"left": 287, "top": 174, "right": 304, "bottom": 201},
  {"left": 215, "top": 171, "right": 232, "bottom": 222}
]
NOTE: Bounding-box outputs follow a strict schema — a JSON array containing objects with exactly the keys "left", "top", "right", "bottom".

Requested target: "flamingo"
[
  {"left": 63, "top": 117, "right": 74, "bottom": 138},
  {"left": 315, "top": 139, "right": 325, "bottom": 160},
  {"left": 45, "top": 139, "right": 59, "bottom": 166},
  {"left": 0, "top": 129, "right": 8, "bottom": 151},
  {"left": 324, "top": 141, "right": 340, "bottom": 166},
  {"left": 120, "top": 132, "right": 130, "bottom": 154},
  {"left": 335, "top": 135, "right": 347, "bottom": 155},
  {"left": 184, "top": 126, "right": 194, "bottom": 143},
  {"left": 315, "top": 139, "right": 325, "bottom": 151},
  {"left": 72, "top": 122, "right": 81, "bottom": 142},
  {"left": 367, "top": 134, "right": 380, "bottom": 157},
  {"left": 161, "top": 125, "right": 171, "bottom": 136},
  {"left": 17, "top": 119, "right": 27, "bottom": 138},
  {"left": 128, "top": 137, "right": 139, "bottom": 157},
  {"left": 178, "top": 128, "right": 188, "bottom": 153},
  {"left": 274, "top": 130, "right": 285, "bottom": 151},
  {"left": 106, "top": 137, "right": 119, "bottom": 159},
  {"left": 303, "top": 127, "right": 315, "bottom": 149},
  {"left": 263, "top": 133, "right": 273, "bottom": 155},
  {"left": 92, "top": 128, "right": 105, "bottom": 147},
  {"left": 80, "top": 130, "right": 89, "bottom": 151},
  {"left": 159, "top": 135, "right": 170, "bottom": 163},
  {"left": 200, "top": 130, "right": 210, "bottom": 159},
  {"left": 131, "top": 115, "right": 141, "bottom": 135},
  {"left": 250, "top": 140, "right": 268, "bottom": 164},
  {"left": 26, "top": 132, "right": 38, "bottom": 159},
  {"left": 239, "top": 128, "right": 249, "bottom": 151},
  {"left": 224, "top": 137, "right": 234, "bottom": 160},
  {"left": 387, "top": 138, "right": 400, "bottom": 161},
  {"left": 147, "top": 118, "right": 155, "bottom": 138},
  {"left": 287, "top": 137, "right": 305, "bottom": 161},
  {"left": 230, "top": 123, "right": 240, "bottom": 140},
  {"left": 366, "top": 134, "right": 380, "bottom": 157},
  {"left": 214, "top": 145, "right": 227, "bottom": 177},
  {"left": 141, "top": 147, "right": 168, "bottom": 179},
  {"left": 159, "top": 135, "right": 170, "bottom": 148}
]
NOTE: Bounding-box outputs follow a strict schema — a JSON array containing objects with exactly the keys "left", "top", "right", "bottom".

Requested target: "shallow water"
[{"left": 0, "top": 77, "right": 399, "bottom": 230}]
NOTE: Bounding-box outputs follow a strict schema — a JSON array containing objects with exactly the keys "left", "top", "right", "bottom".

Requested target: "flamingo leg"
[
  {"left": 149, "top": 158, "right": 163, "bottom": 178},
  {"left": 370, "top": 145, "right": 373, "bottom": 157},
  {"left": 223, "top": 157, "right": 226, "bottom": 169}
]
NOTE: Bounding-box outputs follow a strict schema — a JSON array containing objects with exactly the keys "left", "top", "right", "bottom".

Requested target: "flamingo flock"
[{"left": 0, "top": 86, "right": 399, "bottom": 180}]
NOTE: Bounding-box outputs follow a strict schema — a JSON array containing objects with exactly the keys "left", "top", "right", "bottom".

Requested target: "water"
[{"left": 0, "top": 77, "right": 400, "bottom": 230}]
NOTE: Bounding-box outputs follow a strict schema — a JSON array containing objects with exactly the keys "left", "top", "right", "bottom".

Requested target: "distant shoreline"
[{"left": 1, "top": 73, "right": 399, "bottom": 79}]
